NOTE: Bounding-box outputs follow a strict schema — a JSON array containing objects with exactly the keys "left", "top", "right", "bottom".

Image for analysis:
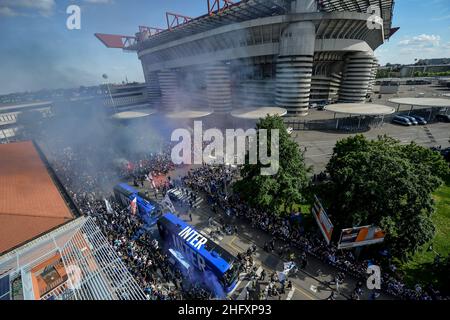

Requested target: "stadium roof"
[
  {"left": 129, "top": 0, "right": 395, "bottom": 50},
  {"left": 324, "top": 103, "right": 396, "bottom": 116},
  {"left": 319, "top": 0, "right": 395, "bottom": 34},
  {"left": 0, "top": 141, "right": 73, "bottom": 255}
]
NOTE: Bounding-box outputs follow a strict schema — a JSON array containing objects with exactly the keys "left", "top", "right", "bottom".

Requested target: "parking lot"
[{"left": 290, "top": 83, "right": 450, "bottom": 173}]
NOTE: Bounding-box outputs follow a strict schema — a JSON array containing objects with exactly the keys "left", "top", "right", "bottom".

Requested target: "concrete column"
[
  {"left": 276, "top": 21, "right": 315, "bottom": 116},
  {"left": 205, "top": 63, "right": 232, "bottom": 114},
  {"left": 339, "top": 52, "right": 375, "bottom": 103},
  {"left": 158, "top": 69, "right": 179, "bottom": 111}
]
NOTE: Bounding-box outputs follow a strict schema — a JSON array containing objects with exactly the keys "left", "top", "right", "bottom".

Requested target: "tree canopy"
[
  {"left": 321, "top": 135, "right": 449, "bottom": 258},
  {"left": 233, "top": 115, "right": 310, "bottom": 216}
]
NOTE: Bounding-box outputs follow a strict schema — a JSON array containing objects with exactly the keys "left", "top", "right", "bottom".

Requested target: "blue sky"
[{"left": 0, "top": 0, "right": 449, "bottom": 94}]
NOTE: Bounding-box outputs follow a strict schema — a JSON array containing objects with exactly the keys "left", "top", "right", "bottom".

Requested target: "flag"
[
  {"left": 161, "top": 193, "right": 176, "bottom": 213},
  {"left": 277, "top": 271, "right": 286, "bottom": 283},
  {"left": 130, "top": 197, "right": 137, "bottom": 215},
  {"left": 104, "top": 199, "right": 114, "bottom": 214},
  {"left": 146, "top": 172, "right": 153, "bottom": 181},
  {"left": 283, "top": 262, "right": 296, "bottom": 275}
]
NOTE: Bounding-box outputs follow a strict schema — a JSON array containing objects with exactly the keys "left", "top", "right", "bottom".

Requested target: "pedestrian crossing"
[
  {"left": 286, "top": 288, "right": 295, "bottom": 300},
  {"left": 228, "top": 267, "right": 301, "bottom": 301},
  {"left": 236, "top": 267, "right": 263, "bottom": 300},
  {"left": 167, "top": 188, "right": 204, "bottom": 208}
]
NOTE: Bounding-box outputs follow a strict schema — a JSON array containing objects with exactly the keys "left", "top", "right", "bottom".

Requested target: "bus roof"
[
  {"left": 161, "top": 213, "right": 235, "bottom": 274},
  {"left": 114, "top": 183, "right": 137, "bottom": 197}
]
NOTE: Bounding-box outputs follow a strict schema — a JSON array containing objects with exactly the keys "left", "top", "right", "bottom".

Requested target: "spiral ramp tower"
[
  {"left": 145, "top": 72, "right": 161, "bottom": 107},
  {"left": 367, "top": 57, "right": 379, "bottom": 96},
  {"left": 339, "top": 52, "right": 375, "bottom": 103},
  {"left": 158, "top": 69, "right": 179, "bottom": 111},
  {"left": 205, "top": 63, "right": 233, "bottom": 114}
]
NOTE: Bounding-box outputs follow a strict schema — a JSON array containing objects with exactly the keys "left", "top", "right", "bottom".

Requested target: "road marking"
[
  {"left": 236, "top": 267, "right": 263, "bottom": 300},
  {"left": 227, "top": 237, "right": 243, "bottom": 253},
  {"left": 286, "top": 288, "right": 295, "bottom": 300},
  {"left": 310, "top": 285, "right": 317, "bottom": 293},
  {"left": 263, "top": 284, "right": 269, "bottom": 300}
]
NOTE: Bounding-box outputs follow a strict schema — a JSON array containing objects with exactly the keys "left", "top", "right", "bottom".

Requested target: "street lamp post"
[{"left": 102, "top": 74, "right": 117, "bottom": 114}]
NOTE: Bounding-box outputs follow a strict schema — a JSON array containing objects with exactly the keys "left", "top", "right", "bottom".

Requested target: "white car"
[{"left": 286, "top": 127, "right": 294, "bottom": 135}]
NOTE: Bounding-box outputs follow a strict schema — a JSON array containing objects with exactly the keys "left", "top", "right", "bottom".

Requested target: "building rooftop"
[
  {"left": 389, "top": 97, "right": 450, "bottom": 108},
  {"left": 111, "top": 109, "right": 157, "bottom": 120},
  {"left": 165, "top": 109, "right": 214, "bottom": 119},
  {"left": 0, "top": 141, "right": 73, "bottom": 255},
  {"left": 324, "top": 103, "right": 396, "bottom": 116},
  {"left": 231, "top": 106, "right": 288, "bottom": 119}
]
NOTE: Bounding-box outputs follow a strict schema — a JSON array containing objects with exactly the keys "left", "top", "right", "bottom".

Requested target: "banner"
[
  {"left": 104, "top": 199, "right": 114, "bottom": 214},
  {"left": 130, "top": 197, "right": 137, "bottom": 215},
  {"left": 338, "top": 225, "right": 386, "bottom": 249},
  {"left": 311, "top": 195, "right": 334, "bottom": 244}
]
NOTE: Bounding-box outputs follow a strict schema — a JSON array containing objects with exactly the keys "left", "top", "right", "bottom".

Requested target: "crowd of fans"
[
  {"left": 39, "top": 138, "right": 211, "bottom": 300},
  {"left": 28, "top": 125, "right": 447, "bottom": 301},
  {"left": 183, "top": 164, "right": 449, "bottom": 301}
]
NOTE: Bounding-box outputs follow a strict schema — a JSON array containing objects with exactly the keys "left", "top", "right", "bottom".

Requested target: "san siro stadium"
[{"left": 96, "top": 0, "right": 397, "bottom": 117}]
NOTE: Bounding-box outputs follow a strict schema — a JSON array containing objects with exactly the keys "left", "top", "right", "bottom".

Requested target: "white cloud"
[
  {"left": 376, "top": 33, "right": 450, "bottom": 65},
  {"left": 0, "top": 0, "right": 55, "bottom": 17},
  {"left": 0, "top": 6, "right": 18, "bottom": 16},
  {"left": 398, "top": 34, "right": 441, "bottom": 48}
]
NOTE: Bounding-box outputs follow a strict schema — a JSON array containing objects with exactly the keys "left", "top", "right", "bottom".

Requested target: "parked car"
[
  {"left": 403, "top": 116, "right": 419, "bottom": 125},
  {"left": 435, "top": 114, "right": 450, "bottom": 123},
  {"left": 392, "top": 115, "right": 412, "bottom": 126},
  {"left": 410, "top": 115, "right": 427, "bottom": 125}
]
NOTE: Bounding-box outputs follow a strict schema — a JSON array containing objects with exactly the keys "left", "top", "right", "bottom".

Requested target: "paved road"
[{"left": 139, "top": 180, "right": 392, "bottom": 301}]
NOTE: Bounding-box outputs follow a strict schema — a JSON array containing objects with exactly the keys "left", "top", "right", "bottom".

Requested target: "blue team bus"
[
  {"left": 157, "top": 213, "right": 241, "bottom": 295},
  {"left": 113, "top": 183, "right": 160, "bottom": 227}
]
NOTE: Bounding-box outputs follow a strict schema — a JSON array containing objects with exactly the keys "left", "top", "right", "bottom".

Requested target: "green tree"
[
  {"left": 322, "top": 135, "right": 449, "bottom": 258},
  {"left": 233, "top": 115, "right": 310, "bottom": 215}
]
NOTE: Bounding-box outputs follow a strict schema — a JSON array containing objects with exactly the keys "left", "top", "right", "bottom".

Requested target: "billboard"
[
  {"left": 311, "top": 195, "right": 334, "bottom": 245},
  {"left": 338, "top": 225, "right": 386, "bottom": 249}
]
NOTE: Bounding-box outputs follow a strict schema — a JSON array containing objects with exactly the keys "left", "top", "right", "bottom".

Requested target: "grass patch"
[{"left": 396, "top": 183, "right": 450, "bottom": 286}]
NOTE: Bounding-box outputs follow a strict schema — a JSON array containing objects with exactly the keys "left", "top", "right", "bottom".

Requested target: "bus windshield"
[{"left": 222, "top": 260, "right": 241, "bottom": 288}]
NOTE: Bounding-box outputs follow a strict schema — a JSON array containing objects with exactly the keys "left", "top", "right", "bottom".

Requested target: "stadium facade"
[{"left": 96, "top": 0, "right": 397, "bottom": 116}]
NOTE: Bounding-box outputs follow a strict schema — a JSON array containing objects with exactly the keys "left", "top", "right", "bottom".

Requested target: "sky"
[{"left": 0, "top": 0, "right": 449, "bottom": 95}]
